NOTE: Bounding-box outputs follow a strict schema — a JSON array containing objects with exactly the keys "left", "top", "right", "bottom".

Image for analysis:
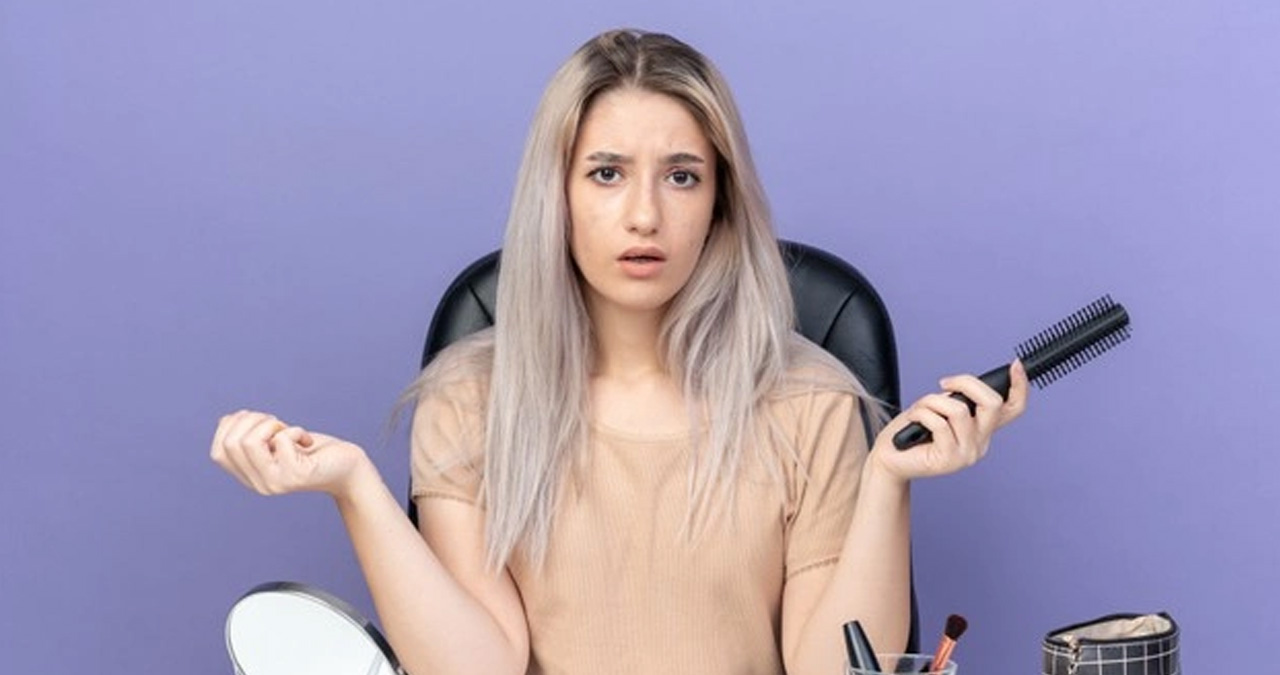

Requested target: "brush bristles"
[
  {"left": 945, "top": 613, "right": 969, "bottom": 640},
  {"left": 1015, "top": 295, "right": 1131, "bottom": 389}
]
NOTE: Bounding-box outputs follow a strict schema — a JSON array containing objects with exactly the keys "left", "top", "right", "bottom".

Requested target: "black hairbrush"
[{"left": 893, "top": 295, "right": 1131, "bottom": 451}]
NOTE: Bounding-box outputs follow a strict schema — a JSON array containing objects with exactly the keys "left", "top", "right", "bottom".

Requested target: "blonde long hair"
[{"left": 416, "top": 29, "right": 870, "bottom": 569}]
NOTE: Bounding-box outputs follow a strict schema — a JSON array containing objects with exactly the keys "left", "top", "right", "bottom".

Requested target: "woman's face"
[{"left": 566, "top": 87, "right": 717, "bottom": 322}]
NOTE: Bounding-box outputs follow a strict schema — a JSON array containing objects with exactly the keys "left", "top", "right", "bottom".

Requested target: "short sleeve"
[
  {"left": 409, "top": 378, "right": 487, "bottom": 505},
  {"left": 782, "top": 388, "right": 868, "bottom": 579}
]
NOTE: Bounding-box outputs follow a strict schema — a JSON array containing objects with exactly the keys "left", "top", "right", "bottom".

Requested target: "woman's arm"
[
  {"left": 336, "top": 461, "right": 529, "bottom": 675},
  {"left": 780, "top": 456, "right": 911, "bottom": 675},
  {"left": 780, "top": 361, "right": 1028, "bottom": 675},
  {"left": 211, "top": 411, "right": 529, "bottom": 675}
]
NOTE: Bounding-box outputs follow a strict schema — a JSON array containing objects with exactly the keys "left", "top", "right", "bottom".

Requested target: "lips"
[
  {"left": 617, "top": 246, "right": 667, "bottom": 279},
  {"left": 619, "top": 247, "right": 666, "bottom": 263}
]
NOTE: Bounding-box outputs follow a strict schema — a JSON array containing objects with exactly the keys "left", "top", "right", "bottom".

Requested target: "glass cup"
[{"left": 847, "top": 653, "right": 956, "bottom": 675}]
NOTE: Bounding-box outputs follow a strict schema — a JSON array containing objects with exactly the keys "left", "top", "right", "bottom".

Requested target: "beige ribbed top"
[{"left": 411, "top": 361, "right": 867, "bottom": 675}]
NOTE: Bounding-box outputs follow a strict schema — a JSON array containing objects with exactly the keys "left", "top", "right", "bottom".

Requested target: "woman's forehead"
[{"left": 573, "top": 88, "right": 713, "bottom": 159}]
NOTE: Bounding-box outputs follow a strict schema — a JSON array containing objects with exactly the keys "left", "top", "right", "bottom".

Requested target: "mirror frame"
[{"left": 226, "top": 581, "right": 404, "bottom": 675}]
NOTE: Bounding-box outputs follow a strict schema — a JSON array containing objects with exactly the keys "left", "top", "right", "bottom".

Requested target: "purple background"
[{"left": 3, "top": 1, "right": 1277, "bottom": 673}]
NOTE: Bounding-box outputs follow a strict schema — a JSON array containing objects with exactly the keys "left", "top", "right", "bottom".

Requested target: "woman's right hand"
[{"left": 210, "top": 410, "right": 370, "bottom": 499}]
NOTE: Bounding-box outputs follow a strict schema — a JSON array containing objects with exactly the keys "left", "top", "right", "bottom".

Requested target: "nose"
[{"left": 625, "top": 180, "right": 659, "bottom": 236}]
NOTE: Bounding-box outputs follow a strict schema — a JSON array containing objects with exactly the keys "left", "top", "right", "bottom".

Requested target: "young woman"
[{"left": 211, "top": 29, "right": 1028, "bottom": 675}]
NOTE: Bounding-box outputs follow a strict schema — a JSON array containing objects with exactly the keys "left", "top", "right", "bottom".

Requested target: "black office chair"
[{"left": 411, "top": 239, "right": 919, "bottom": 651}]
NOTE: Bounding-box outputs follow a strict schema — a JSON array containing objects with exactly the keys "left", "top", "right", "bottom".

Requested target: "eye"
[
  {"left": 667, "top": 170, "right": 701, "bottom": 188},
  {"left": 588, "top": 167, "right": 622, "bottom": 185}
]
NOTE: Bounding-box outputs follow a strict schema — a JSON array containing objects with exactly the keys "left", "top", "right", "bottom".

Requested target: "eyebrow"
[{"left": 582, "top": 151, "right": 707, "bottom": 165}]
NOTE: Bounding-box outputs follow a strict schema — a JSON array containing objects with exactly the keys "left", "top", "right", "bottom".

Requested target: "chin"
[
  {"left": 593, "top": 289, "right": 679, "bottom": 316},
  {"left": 620, "top": 296, "right": 676, "bottom": 314}
]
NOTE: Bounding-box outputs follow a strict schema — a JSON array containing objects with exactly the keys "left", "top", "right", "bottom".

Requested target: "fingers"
[
  {"left": 264, "top": 427, "right": 312, "bottom": 492},
  {"left": 231, "top": 413, "right": 281, "bottom": 493},
  {"left": 918, "top": 392, "right": 984, "bottom": 465},
  {"left": 891, "top": 379, "right": 998, "bottom": 464},
  {"left": 1001, "top": 359, "right": 1029, "bottom": 425},
  {"left": 287, "top": 425, "right": 316, "bottom": 452},
  {"left": 873, "top": 363, "right": 1030, "bottom": 480},
  {"left": 938, "top": 373, "right": 1005, "bottom": 437},
  {"left": 925, "top": 362, "right": 1030, "bottom": 459},
  {"left": 210, "top": 412, "right": 366, "bottom": 499},
  {"left": 274, "top": 425, "right": 314, "bottom": 451},
  {"left": 238, "top": 416, "right": 290, "bottom": 492},
  {"left": 212, "top": 411, "right": 266, "bottom": 491},
  {"left": 211, "top": 410, "right": 298, "bottom": 495},
  {"left": 901, "top": 398, "right": 959, "bottom": 450}
]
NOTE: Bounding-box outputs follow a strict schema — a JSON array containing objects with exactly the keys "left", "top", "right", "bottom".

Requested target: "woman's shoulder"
[
  {"left": 408, "top": 329, "right": 494, "bottom": 471},
  {"left": 408, "top": 331, "right": 493, "bottom": 499},
  {"left": 413, "top": 328, "right": 495, "bottom": 412},
  {"left": 758, "top": 334, "right": 873, "bottom": 471},
  {"left": 769, "top": 332, "right": 865, "bottom": 401}
]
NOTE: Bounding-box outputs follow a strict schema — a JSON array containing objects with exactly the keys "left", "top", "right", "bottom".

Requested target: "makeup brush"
[
  {"left": 842, "top": 620, "right": 881, "bottom": 673},
  {"left": 927, "top": 614, "right": 968, "bottom": 672},
  {"left": 894, "top": 295, "right": 1131, "bottom": 450}
]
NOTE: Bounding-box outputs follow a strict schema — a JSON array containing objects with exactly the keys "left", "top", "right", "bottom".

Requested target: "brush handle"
[
  {"left": 841, "top": 620, "right": 881, "bottom": 672},
  {"left": 892, "top": 365, "right": 1011, "bottom": 450}
]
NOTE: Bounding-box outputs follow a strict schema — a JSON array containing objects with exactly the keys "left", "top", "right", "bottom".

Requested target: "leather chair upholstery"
[
  {"left": 413, "top": 239, "right": 918, "bottom": 651},
  {"left": 420, "top": 242, "right": 900, "bottom": 410}
]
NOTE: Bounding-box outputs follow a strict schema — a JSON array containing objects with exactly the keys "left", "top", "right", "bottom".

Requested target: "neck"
[{"left": 588, "top": 303, "right": 668, "bottom": 382}]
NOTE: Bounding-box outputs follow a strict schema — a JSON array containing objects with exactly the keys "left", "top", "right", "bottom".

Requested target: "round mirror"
[{"left": 226, "top": 581, "right": 403, "bottom": 675}]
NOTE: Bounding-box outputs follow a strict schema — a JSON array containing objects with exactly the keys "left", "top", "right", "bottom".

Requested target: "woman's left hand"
[{"left": 868, "top": 359, "right": 1029, "bottom": 481}]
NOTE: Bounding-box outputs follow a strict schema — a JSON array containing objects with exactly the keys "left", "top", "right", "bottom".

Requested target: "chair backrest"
[
  {"left": 422, "top": 241, "right": 900, "bottom": 406},
  {"left": 413, "top": 239, "right": 918, "bottom": 650}
]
